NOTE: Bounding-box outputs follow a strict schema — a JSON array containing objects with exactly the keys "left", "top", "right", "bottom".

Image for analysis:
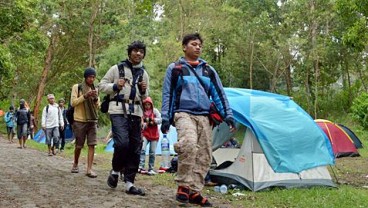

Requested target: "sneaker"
[
  {"left": 147, "top": 170, "right": 157, "bottom": 175},
  {"left": 107, "top": 170, "right": 119, "bottom": 188},
  {"left": 126, "top": 186, "right": 145, "bottom": 196},
  {"left": 138, "top": 168, "right": 148, "bottom": 174}
]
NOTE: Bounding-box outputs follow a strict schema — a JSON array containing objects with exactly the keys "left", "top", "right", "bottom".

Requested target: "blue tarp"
[
  {"left": 33, "top": 124, "right": 73, "bottom": 144},
  {"left": 105, "top": 125, "right": 178, "bottom": 155},
  {"left": 224, "top": 88, "right": 335, "bottom": 173},
  {"left": 34, "top": 129, "right": 46, "bottom": 143}
]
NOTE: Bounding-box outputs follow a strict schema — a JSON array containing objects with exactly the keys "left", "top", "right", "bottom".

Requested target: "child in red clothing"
[{"left": 139, "top": 97, "right": 162, "bottom": 175}]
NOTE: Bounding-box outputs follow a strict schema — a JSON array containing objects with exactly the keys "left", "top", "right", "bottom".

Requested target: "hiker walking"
[
  {"left": 138, "top": 96, "right": 162, "bottom": 175},
  {"left": 58, "top": 98, "right": 67, "bottom": 152},
  {"left": 16, "top": 99, "right": 31, "bottom": 149},
  {"left": 41, "top": 94, "right": 64, "bottom": 155},
  {"left": 29, "top": 110, "right": 37, "bottom": 140},
  {"left": 70, "top": 67, "right": 100, "bottom": 178},
  {"left": 160, "top": 33, "right": 236, "bottom": 207},
  {"left": 4, "top": 105, "right": 16, "bottom": 143},
  {"left": 99, "top": 40, "right": 149, "bottom": 196}
]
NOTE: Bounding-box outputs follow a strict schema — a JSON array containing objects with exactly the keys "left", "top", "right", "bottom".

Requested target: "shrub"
[{"left": 350, "top": 92, "right": 368, "bottom": 128}]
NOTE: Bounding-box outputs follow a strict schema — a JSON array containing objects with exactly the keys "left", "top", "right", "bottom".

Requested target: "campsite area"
[{"left": 0, "top": 134, "right": 367, "bottom": 208}]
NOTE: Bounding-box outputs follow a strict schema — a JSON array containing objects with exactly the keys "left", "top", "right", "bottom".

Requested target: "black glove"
[
  {"left": 161, "top": 120, "right": 170, "bottom": 133},
  {"left": 225, "top": 117, "right": 236, "bottom": 129}
]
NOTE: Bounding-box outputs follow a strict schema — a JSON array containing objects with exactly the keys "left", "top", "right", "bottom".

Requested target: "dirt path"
[{"left": 0, "top": 136, "right": 230, "bottom": 208}]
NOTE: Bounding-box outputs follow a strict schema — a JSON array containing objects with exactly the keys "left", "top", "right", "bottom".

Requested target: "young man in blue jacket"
[{"left": 160, "top": 33, "right": 236, "bottom": 207}]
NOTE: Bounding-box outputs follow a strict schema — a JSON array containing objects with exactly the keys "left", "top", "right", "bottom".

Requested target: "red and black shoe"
[
  {"left": 176, "top": 186, "right": 190, "bottom": 203},
  {"left": 189, "top": 192, "right": 212, "bottom": 207}
]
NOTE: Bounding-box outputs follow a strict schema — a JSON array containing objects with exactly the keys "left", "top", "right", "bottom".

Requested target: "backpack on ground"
[{"left": 66, "top": 84, "right": 82, "bottom": 125}]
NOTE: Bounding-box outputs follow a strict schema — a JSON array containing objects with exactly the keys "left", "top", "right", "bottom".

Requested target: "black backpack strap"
[{"left": 128, "top": 66, "right": 144, "bottom": 113}]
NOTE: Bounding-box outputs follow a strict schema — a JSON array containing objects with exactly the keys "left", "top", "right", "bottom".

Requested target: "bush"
[{"left": 350, "top": 92, "right": 368, "bottom": 128}]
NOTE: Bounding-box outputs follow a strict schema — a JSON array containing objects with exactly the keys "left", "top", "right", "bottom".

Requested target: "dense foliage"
[{"left": 0, "top": 0, "right": 367, "bottom": 127}]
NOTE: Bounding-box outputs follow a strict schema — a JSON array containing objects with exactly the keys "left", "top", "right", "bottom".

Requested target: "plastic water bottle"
[
  {"left": 220, "top": 184, "right": 228, "bottom": 194},
  {"left": 214, "top": 186, "right": 220, "bottom": 192},
  {"left": 161, "top": 134, "right": 170, "bottom": 169}
]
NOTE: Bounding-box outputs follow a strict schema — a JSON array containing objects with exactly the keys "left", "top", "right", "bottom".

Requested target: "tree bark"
[
  {"left": 33, "top": 35, "right": 57, "bottom": 128},
  {"left": 88, "top": 2, "right": 99, "bottom": 68}
]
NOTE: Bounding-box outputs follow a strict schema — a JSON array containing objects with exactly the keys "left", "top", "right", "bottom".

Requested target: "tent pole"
[{"left": 329, "top": 164, "right": 339, "bottom": 184}]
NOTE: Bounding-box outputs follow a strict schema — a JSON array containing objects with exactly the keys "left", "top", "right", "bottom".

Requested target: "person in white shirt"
[{"left": 41, "top": 94, "right": 64, "bottom": 156}]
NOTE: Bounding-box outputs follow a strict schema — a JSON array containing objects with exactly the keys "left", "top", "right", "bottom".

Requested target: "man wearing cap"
[
  {"left": 58, "top": 98, "right": 67, "bottom": 152},
  {"left": 99, "top": 40, "right": 149, "bottom": 195},
  {"left": 42, "top": 94, "right": 64, "bottom": 155},
  {"left": 70, "top": 67, "right": 100, "bottom": 178}
]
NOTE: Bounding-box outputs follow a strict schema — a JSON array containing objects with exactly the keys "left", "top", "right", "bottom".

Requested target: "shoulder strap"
[
  {"left": 46, "top": 105, "right": 49, "bottom": 114},
  {"left": 186, "top": 64, "right": 210, "bottom": 97},
  {"left": 117, "top": 62, "right": 126, "bottom": 78}
]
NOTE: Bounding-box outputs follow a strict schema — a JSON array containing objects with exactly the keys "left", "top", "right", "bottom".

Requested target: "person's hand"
[
  {"left": 225, "top": 117, "right": 236, "bottom": 133},
  {"left": 117, "top": 78, "right": 126, "bottom": 90},
  {"left": 84, "top": 90, "right": 97, "bottom": 99},
  {"left": 60, "top": 125, "right": 64, "bottom": 131},
  {"left": 139, "top": 80, "right": 147, "bottom": 93},
  {"left": 161, "top": 120, "right": 170, "bottom": 134}
]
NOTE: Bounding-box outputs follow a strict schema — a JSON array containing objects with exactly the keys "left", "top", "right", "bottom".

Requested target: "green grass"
[{"left": 1, "top": 115, "right": 368, "bottom": 207}]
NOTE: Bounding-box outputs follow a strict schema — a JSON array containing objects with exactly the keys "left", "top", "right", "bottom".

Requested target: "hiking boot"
[
  {"left": 126, "top": 186, "right": 145, "bottom": 196},
  {"left": 107, "top": 170, "right": 119, "bottom": 188},
  {"left": 176, "top": 186, "right": 190, "bottom": 203}
]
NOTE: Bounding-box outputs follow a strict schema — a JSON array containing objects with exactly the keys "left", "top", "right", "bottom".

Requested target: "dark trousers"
[
  {"left": 110, "top": 114, "right": 142, "bottom": 183},
  {"left": 59, "top": 127, "right": 65, "bottom": 150}
]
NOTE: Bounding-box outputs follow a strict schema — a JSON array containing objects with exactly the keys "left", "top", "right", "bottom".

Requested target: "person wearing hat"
[
  {"left": 42, "top": 94, "right": 64, "bottom": 155},
  {"left": 16, "top": 99, "right": 31, "bottom": 149},
  {"left": 70, "top": 67, "right": 100, "bottom": 178},
  {"left": 99, "top": 40, "right": 149, "bottom": 195},
  {"left": 58, "top": 98, "right": 67, "bottom": 152},
  {"left": 4, "top": 105, "right": 16, "bottom": 143}
]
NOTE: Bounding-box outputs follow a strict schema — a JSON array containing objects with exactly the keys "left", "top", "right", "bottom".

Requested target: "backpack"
[
  {"left": 100, "top": 61, "right": 145, "bottom": 114},
  {"left": 66, "top": 84, "right": 82, "bottom": 125}
]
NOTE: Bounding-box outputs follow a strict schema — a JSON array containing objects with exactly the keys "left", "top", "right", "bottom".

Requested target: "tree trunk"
[
  {"left": 33, "top": 35, "right": 57, "bottom": 128},
  {"left": 311, "top": 1, "right": 319, "bottom": 119},
  {"left": 88, "top": 2, "right": 99, "bottom": 68},
  {"left": 249, "top": 33, "right": 255, "bottom": 89}
]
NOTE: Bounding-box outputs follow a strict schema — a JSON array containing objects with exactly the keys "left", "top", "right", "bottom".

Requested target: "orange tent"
[
  {"left": 0, "top": 110, "right": 4, "bottom": 117},
  {"left": 315, "top": 119, "right": 359, "bottom": 158}
]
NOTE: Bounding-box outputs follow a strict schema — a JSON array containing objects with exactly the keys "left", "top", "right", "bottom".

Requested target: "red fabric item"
[{"left": 142, "top": 97, "right": 159, "bottom": 141}]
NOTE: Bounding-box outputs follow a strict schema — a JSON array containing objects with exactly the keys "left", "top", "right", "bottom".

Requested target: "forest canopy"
[{"left": 0, "top": 0, "right": 367, "bottom": 126}]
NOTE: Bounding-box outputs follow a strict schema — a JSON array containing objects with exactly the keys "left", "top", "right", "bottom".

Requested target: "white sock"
[
  {"left": 112, "top": 170, "right": 119, "bottom": 175},
  {"left": 125, "top": 181, "right": 133, "bottom": 191}
]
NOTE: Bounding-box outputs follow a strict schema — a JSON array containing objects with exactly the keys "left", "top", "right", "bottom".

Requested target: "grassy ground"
[{"left": 1, "top": 117, "right": 367, "bottom": 207}]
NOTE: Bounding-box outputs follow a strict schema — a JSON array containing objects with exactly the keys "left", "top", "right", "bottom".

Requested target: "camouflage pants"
[{"left": 174, "top": 112, "right": 212, "bottom": 192}]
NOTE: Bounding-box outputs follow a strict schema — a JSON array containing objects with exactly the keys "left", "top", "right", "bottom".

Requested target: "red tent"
[{"left": 315, "top": 119, "right": 359, "bottom": 158}]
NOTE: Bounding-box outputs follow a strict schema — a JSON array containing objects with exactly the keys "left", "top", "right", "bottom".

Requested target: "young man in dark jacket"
[{"left": 161, "top": 33, "right": 235, "bottom": 207}]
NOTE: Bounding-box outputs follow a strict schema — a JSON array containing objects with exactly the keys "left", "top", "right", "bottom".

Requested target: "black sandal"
[
  {"left": 176, "top": 186, "right": 190, "bottom": 203},
  {"left": 189, "top": 192, "right": 212, "bottom": 207}
]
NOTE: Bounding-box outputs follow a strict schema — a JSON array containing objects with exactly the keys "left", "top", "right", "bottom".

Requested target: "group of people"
[
  {"left": 4, "top": 99, "right": 36, "bottom": 149},
  {"left": 98, "top": 33, "right": 235, "bottom": 206},
  {"left": 5, "top": 33, "right": 235, "bottom": 207}
]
